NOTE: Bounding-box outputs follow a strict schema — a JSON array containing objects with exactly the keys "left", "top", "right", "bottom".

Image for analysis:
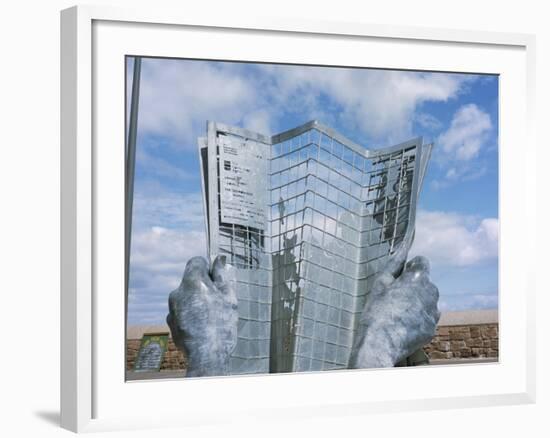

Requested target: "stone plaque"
[{"left": 133, "top": 333, "right": 169, "bottom": 372}]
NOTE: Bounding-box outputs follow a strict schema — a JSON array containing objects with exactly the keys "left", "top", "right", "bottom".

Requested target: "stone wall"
[
  {"left": 423, "top": 323, "right": 498, "bottom": 360},
  {"left": 126, "top": 310, "right": 498, "bottom": 371}
]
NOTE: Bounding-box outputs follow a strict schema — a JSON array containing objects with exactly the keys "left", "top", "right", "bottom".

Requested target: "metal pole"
[{"left": 126, "top": 56, "right": 141, "bottom": 298}]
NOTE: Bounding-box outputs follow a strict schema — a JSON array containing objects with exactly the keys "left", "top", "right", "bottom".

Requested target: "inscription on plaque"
[
  {"left": 218, "top": 135, "right": 268, "bottom": 230},
  {"left": 133, "top": 333, "right": 169, "bottom": 372}
]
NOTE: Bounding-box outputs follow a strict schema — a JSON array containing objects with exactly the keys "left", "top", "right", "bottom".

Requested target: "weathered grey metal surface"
[
  {"left": 166, "top": 256, "right": 238, "bottom": 377},
  {"left": 199, "top": 121, "right": 434, "bottom": 374},
  {"left": 349, "top": 255, "right": 440, "bottom": 368}
]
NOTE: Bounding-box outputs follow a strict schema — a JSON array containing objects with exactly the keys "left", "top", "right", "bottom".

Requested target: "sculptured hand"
[
  {"left": 349, "top": 256, "right": 440, "bottom": 368},
  {"left": 166, "top": 256, "right": 238, "bottom": 377}
]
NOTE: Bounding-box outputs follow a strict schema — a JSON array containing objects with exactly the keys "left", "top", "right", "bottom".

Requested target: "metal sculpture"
[{"left": 167, "top": 121, "right": 440, "bottom": 377}]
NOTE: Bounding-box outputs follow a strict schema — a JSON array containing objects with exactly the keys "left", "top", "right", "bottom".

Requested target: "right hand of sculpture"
[
  {"left": 166, "top": 256, "right": 238, "bottom": 377},
  {"left": 349, "top": 255, "right": 440, "bottom": 368}
]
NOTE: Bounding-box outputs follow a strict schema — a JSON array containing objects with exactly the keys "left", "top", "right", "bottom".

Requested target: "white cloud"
[
  {"left": 136, "top": 148, "right": 194, "bottom": 181},
  {"left": 134, "top": 58, "right": 476, "bottom": 148},
  {"left": 430, "top": 103, "right": 494, "bottom": 187},
  {"left": 431, "top": 164, "right": 488, "bottom": 190},
  {"left": 130, "top": 226, "right": 206, "bottom": 272},
  {"left": 438, "top": 103, "right": 492, "bottom": 161},
  {"left": 242, "top": 109, "right": 272, "bottom": 136},
  {"left": 132, "top": 189, "right": 205, "bottom": 231},
  {"left": 138, "top": 59, "right": 258, "bottom": 148},
  {"left": 410, "top": 210, "right": 498, "bottom": 267},
  {"left": 415, "top": 112, "right": 442, "bottom": 131},
  {"left": 128, "top": 184, "right": 209, "bottom": 324},
  {"left": 262, "top": 66, "right": 472, "bottom": 145},
  {"left": 128, "top": 226, "right": 207, "bottom": 325}
]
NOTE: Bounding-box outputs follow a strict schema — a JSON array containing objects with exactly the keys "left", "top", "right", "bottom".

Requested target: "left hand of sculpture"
[
  {"left": 166, "top": 256, "right": 238, "bottom": 377},
  {"left": 349, "top": 254, "right": 441, "bottom": 369}
]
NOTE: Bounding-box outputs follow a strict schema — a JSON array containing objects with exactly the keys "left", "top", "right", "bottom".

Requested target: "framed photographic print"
[{"left": 61, "top": 5, "right": 536, "bottom": 433}]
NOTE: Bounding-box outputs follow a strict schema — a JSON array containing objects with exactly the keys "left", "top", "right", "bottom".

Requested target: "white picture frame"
[{"left": 60, "top": 5, "right": 536, "bottom": 433}]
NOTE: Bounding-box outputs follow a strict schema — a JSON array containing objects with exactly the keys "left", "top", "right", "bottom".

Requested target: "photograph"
[
  {"left": 2, "top": 0, "right": 545, "bottom": 435},
  {"left": 124, "top": 57, "right": 499, "bottom": 379}
]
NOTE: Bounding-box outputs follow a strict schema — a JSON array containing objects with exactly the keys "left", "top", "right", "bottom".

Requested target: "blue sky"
[{"left": 126, "top": 57, "right": 498, "bottom": 325}]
